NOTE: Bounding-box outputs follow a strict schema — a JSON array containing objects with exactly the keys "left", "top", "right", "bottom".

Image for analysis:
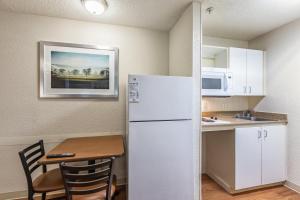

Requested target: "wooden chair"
[
  {"left": 19, "top": 140, "right": 65, "bottom": 200},
  {"left": 60, "top": 157, "right": 117, "bottom": 200}
]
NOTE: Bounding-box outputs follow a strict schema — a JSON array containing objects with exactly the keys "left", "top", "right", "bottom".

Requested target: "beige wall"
[
  {"left": 202, "top": 36, "right": 249, "bottom": 112},
  {"left": 169, "top": 5, "right": 193, "bottom": 76},
  {"left": 249, "top": 18, "right": 300, "bottom": 189},
  {"left": 0, "top": 11, "right": 169, "bottom": 196},
  {"left": 203, "top": 36, "right": 248, "bottom": 48},
  {"left": 202, "top": 97, "right": 249, "bottom": 112}
]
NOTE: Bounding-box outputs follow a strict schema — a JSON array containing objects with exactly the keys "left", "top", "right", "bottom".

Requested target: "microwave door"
[
  {"left": 202, "top": 77, "right": 222, "bottom": 90},
  {"left": 202, "top": 73, "right": 229, "bottom": 96}
]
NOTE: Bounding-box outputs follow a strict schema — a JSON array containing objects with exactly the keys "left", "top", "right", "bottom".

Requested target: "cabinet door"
[
  {"left": 246, "top": 50, "right": 264, "bottom": 96},
  {"left": 262, "top": 125, "right": 287, "bottom": 184},
  {"left": 235, "top": 127, "right": 262, "bottom": 190},
  {"left": 229, "top": 48, "right": 247, "bottom": 95}
]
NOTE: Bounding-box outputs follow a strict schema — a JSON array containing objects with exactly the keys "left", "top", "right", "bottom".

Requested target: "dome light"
[{"left": 82, "top": 0, "right": 108, "bottom": 15}]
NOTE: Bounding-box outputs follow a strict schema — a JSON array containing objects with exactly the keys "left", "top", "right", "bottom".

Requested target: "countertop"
[{"left": 202, "top": 111, "right": 288, "bottom": 132}]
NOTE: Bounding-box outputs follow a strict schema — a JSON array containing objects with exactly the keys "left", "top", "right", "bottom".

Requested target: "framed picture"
[{"left": 39, "top": 41, "right": 119, "bottom": 98}]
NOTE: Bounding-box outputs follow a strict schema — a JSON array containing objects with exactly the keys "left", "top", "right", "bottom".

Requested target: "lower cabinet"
[
  {"left": 261, "top": 125, "right": 287, "bottom": 185},
  {"left": 235, "top": 127, "right": 262, "bottom": 189},
  {"left": 235, "top": 125, "right": 287, "bottom": 190}
]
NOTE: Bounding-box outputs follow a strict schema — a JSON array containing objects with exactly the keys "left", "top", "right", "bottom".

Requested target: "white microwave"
[{"left": 202, "top": 71, "right": 232, "bottom": 97}]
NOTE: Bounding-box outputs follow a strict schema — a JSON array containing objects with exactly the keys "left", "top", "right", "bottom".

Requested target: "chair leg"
[
  {"left": 28, "top": 191, "right": 34, "bottom": 200},
  {"left": 42, "top": 192, "right": 46, "bottom": 200}
]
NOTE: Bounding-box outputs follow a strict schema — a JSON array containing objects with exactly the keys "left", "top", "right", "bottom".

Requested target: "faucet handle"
[{"left": 246, "top": 110, "right": 252, "bottom": 117}]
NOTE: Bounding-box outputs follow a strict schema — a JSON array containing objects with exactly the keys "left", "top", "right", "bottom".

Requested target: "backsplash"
[{"left": 202, "top": 96, "right": 249, "bottom": 112}]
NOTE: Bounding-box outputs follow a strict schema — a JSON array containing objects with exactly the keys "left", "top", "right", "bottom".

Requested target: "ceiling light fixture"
[{"left": 82, "top": 0, "right": 108, "bottom": 15}]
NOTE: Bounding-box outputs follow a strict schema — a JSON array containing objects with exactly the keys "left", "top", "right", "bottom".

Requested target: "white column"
[{"left": 192, "top": 1, "right": 202, "bottom": 200}]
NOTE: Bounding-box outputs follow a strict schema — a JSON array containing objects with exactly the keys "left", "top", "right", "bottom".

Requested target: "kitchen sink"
[
  {"left": 252, "top": 117, "right": 272, "bottom": 121},
  {"left": 235, "top": 116, "right": 272, "bottom": 121}
]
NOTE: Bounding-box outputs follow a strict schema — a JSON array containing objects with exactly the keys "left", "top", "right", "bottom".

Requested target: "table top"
[{"left": 38, "top": 135, "right": 124, "bottom": 164}]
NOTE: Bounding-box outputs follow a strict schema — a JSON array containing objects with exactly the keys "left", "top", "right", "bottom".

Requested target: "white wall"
[
  {"left": 249, "top": 18, "right": 300, "bottom": 189},
  {"left": 0, "top": 10, "right": 169, "bottom": 196},
  {"left": 202, "top": 36, "right": 249, "bottom": 112}
]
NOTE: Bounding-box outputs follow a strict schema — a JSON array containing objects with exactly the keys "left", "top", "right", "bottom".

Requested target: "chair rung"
[
  {"left": 29, "top": 164, "right": 40, "bottom": 174},
  {"left": 25, "top": 148, "right": 42, "bottom": 160},
  {"left": 27, "top": 154, "right": 42, "bottom": 167},
  {"left": 67, "top": 176, "right": 109, "bottom": 187},
  {"left": 65, "top": 168, "right": 110, "bottom": 180},
  {"left": 70, "top": 184, "right": 108, "bottom": 195},
  {"left": 63, "top": 159, "right": 111, "bottom": 171},
  {"left": 22, "top": 141, "right": 41, "bottom": 153}
]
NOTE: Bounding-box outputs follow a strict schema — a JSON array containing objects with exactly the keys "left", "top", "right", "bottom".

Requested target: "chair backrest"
[
  {"left": 60, "top": 157, "right": 115, "bottom": 200},
  {"left": 18, "top": 140, "right": 46, "bottom": 190}
]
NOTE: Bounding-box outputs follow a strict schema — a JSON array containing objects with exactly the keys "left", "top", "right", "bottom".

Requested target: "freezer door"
[
  {"left": 128, "top": 75, "right": 193, "bottom": 121},
  {"left": 128, "top": 120, "right": 194, "bottom": 200}
]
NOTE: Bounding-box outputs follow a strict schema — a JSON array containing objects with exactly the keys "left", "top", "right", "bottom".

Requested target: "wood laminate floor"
[
  {"left": 202, "top": 175, "right": 300, "bottom": 200},
  {"left": 19, "top": 176, "right": 300, "bottom": 200}
]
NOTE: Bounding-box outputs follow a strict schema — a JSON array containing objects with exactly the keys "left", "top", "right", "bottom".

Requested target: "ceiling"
[
  {"left": 0, "top": 0, "right": 299, "bottom": 41},
  {"left": 0, "top": 0, "right": 192, "bottom": 31},
  {"left": 202, "top": 0, "right": 300, "bottom": 40}
]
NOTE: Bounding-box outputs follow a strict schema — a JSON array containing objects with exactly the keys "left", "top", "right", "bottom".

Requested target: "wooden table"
[{"left": 38, "top": 135, "right": 124, "bottom": 165}]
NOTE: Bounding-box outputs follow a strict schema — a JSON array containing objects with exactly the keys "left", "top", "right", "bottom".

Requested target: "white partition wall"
[
  {"left": 169, "top": 2, "right": 202, "bottom": 199},
  {"left": 193, "top": 2, "right": 202, "bottom": 200}
]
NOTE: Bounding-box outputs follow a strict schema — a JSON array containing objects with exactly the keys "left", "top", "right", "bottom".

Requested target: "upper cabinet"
[
  {"left": 201, "top": 46, "right": 265, "bottom": 96},
  {"left": 229, "top": 48, "right": 247, "bottom": 95},
  {"left": 229, "top": 47, "right": 264, "bottom": 96},
  {"left": 246, "top": 49, "right": 264, "bottom": 96}
]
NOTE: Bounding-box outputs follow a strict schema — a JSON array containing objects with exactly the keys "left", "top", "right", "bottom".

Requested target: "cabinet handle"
[
  {"left": 244, "top": 86, "right": 247, "bottom": 94},
  {"left": 264, "top": 129, "right": 268, "bottom": 138},
  {"left": 249, "top": 86, "right": 252, "bottom": 94},
  {"left": 258, "top": 130, "right": 262, "bottom": 139}
]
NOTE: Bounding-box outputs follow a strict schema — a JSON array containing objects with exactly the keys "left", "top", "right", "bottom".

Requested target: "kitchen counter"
[{"left": 202, "top": 111, "right": 288, "bottom": 132}]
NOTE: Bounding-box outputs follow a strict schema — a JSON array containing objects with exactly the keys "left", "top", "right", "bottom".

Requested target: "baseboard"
[
  {"left": 0, "top": 190, "right": 28, "bottom": 200},
  {"left": 285, "top": 181, "right": 300, "bottom": 193},
  {"left": 206, "top": 172, "right": 234, "bottom": 193},
  {"left": 206, "top": 172, "right": 285, "bottom": 194},
  {"left": 117, "top": 177, "right": 127, "bottom": 186}
]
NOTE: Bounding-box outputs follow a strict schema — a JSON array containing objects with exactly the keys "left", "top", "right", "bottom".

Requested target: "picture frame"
[{"left": 39, "top": 41, "right": 119, "bottom": 98}]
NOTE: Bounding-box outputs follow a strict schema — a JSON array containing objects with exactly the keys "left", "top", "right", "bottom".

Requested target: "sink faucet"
[{"left": 242, "top": 110, "right": 252, "bottom": 117}]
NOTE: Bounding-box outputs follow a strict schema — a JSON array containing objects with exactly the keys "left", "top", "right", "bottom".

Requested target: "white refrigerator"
[{"left": 127, "top": 74, "right": 194, "bottom": 200}]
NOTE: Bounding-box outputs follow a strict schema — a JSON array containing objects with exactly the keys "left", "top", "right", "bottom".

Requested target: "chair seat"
[
  {"left": 72, "top": 176, "right": 117, "bottom": 200},
  {"left": 33, "top": 168, "right": 64, "bottom": 192}
]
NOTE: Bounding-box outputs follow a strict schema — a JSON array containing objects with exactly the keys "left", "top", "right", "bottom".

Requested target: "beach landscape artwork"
[{"left": 40, "top": 41, "right": 119, "bottom": 98}]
